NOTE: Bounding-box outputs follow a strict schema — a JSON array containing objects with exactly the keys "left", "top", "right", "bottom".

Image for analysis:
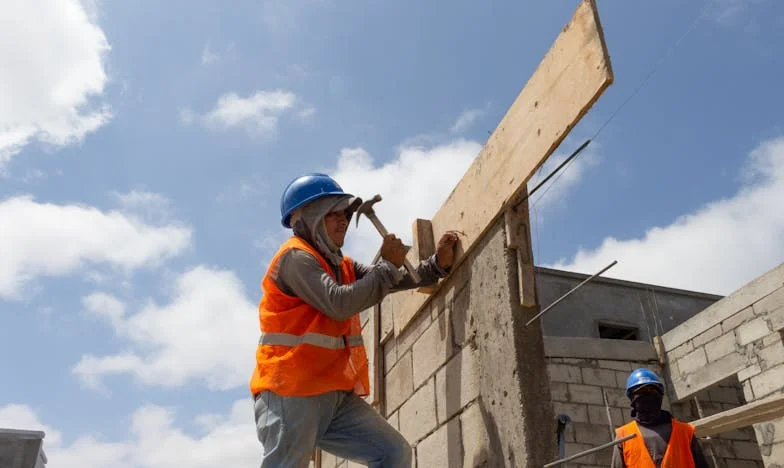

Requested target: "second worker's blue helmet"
[
  {"left": 625, "top": 368, "right": 665, "bottom": 398},
  {"left": 280, "top": 173, "right": 352, "bottom": 228}
]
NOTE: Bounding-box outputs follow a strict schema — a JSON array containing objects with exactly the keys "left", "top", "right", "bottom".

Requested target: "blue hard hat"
[
  {"left": 625, "top": 368, "right": 664, "bottom": 398},
  {"left": 279, "top": 173, "right": 351, "bottom": 228}
]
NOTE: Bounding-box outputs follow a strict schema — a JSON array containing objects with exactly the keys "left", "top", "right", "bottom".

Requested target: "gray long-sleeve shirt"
[
  {"left": 610, "top": 419, "right": 710, "bottom": 468},
  {"left": 273, "top": 247, "right": 449, "bottom": 321}
]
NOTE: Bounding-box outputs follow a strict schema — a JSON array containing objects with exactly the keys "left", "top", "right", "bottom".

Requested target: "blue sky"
[{"left": 1, "top": 0, "right": 782, "bottom": 466}]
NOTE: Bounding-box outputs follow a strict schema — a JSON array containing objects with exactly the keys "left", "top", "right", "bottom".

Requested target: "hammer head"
[{"left": 355, "top": 194, "right": 382, "bottom": 226}]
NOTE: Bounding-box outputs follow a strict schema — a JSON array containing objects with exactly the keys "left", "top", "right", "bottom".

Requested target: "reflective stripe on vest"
[{"left": 258, "top": 332, "right": 364, "bottom": 349}]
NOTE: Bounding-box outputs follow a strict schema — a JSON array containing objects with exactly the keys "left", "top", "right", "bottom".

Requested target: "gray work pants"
[{"left": 253, "top": 389, "right": 412, "bottom": 468}]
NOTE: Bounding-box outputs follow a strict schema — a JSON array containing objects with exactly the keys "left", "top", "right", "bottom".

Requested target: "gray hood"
[{"left": 289, "top": 194, "right": 362, "bottom": 267}]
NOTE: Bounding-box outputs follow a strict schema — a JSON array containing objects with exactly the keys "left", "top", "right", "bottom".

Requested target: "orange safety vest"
[
  {"left": 249, "top": 236, "right": 370, "bottom": 397},
  {"left": 615, "top": 419, "right": 696, "bottom": 468}
]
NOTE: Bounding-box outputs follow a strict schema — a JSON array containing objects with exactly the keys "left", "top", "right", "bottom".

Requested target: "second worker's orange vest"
[
  {"left": 615, "top": 419, "right": 696, "bottom": 468},
  {"left": 249, "top": 236, "right": 370, "bottom": 397}
]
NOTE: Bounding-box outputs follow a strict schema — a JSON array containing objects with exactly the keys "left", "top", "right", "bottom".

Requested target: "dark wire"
[{"left": 526, "top": 0, "right": 716, "bottom": 209}]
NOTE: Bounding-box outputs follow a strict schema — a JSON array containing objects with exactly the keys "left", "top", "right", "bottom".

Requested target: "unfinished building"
[{"left": 318, "top": 0, "right": 784, "bottom": 466}]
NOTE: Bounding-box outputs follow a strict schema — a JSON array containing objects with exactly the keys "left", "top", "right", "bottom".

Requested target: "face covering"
[{"left": 631, "top": 391, "right": 665, "bottom": 425}]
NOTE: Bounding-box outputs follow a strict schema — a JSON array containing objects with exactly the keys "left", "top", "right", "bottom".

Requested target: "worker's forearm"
[
  {"left": 278, "top": 250, "right": 403, "bottom": 321},
  {"left": 389, "top": 254, "right": 449, "bottom": 291}
]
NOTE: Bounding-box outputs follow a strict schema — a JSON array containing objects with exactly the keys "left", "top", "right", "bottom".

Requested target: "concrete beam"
[
  {"left": 386, "top": 0, "right": 614, "bottom": 335},
  {"left": 544, "top": 336, "right": 658, "bottom": 362},
  {"left": 662, "top": 262, "right": 784, "bottom": 351}
]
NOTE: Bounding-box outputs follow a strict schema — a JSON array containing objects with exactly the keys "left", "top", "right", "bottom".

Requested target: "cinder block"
[
  {"left": 450, "top": 283, "right": 475, "bottom": 347},
  {"left": 435, "top": 344, "right": 480, "bottom": 423},
  {"left": 733, "top": 440, "right": 764, "bottom": 460},
  {"left": 412, "top": 315, "right": 454, "bottom": 388},
  {"left": 568, "top": 384, "right": 604, "bottom": 405},
  {"left": 386, "top": 351, "right": 414, "bottom": 413},
  {"left": 552, "top": 402, "right": 588, "bottom": 423},
  {"left": 667, "top": 340, "right": 694, "bottom": 361},
  {"left": 749, "top": 364, "right": 784, "bottom": 399},
  {"left": 759, "top": 342, "right": 784, "bottom": 369},
  {"left": 395, "top": 303, "right": 433, "bottom": 356},
  {"left": 383, "top": 338, "right": 398, "bottom": 375},
  {"left": 679, "top": 347, "right": 708, "bottom": 375},
  {"left": 722, "top": 306, "right": 755, "bottom": 333},
  {"left": 597, "top": 360, "right": 633, "bottom": 372},
  {"left": 547, "top": 364, "right": 583, "bottom": 384},
  {"left": 769, "top": 307, "right": 784, "bottom": 333},
  {"left": 693, "top": 323, "right": 724, "bottom": 348},
  {"left": 564, "top": 442, "right": 595, "bottom": 465},
  {"left": 399, "top": 378, "right": 437, "bottom": 443},
  {"left": 615, "top": 371, "right": 631, "bottom": 389},
  {"left": 461, "top": 402, "right": 490, "bottom": 468},
  {"left": 753, "top": 287, "right": 784, "bottom": 316},
  {"left": 416, "top": 417, "right": 461, "bottom": 468},
  {"left": 729, "top": 461, "right": 765, "bottom": 468},
  {"left": 763, "top": 332, "right": 782, "bottom": 347},
  {"left": 705, "top": 332, "right": 736, "bottom": 362},
  {"left": 587, "top": 405, "right": 615, "bottom": 427},
  {"left": 550, "top": 381, "right": 569, "bottom": 402},
  {"left": 708, "top": 385, "right": 742, "bottom": 404},
  {"left": 603, "top": 388, "right": 628, "bottom": 408},
  {"left": 581, "top": 368, "right": 616, "bottom": 387},
  {"left": 738, "top": 363, "right": 762, "bottom": 382},
  {"left": 736, "top": 320, "right": 771, "bottom": 346},
  {"left": 573, "top": 422, "right": 612, "bottom": 446}
]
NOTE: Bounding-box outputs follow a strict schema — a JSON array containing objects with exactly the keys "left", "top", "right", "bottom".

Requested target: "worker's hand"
[
  {"left": 436, "top": 231, "right": 460, "bottom": 269},
  {"left": 381, "top": 233, "right": 407, "bottom": 268}
]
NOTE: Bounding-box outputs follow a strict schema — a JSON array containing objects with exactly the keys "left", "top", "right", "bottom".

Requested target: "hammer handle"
[{"left": 367, "top": 214, "right": 421, "bottom": 283}]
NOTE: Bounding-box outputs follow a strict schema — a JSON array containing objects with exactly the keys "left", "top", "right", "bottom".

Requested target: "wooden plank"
[
  {"left": 388, "top": 0, "right": 614, "bottom": 334},
  {"left": 413, "top": 219, "right": 437, "bottom": 294},
  {"left": 412, "top": 219, "right": 436, "bottom": 261},
  {"left": 692, "top": 393, "right": 784, "bottom": 437}
]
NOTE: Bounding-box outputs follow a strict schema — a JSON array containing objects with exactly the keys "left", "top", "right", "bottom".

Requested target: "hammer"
[{"left": 355, "top": 194, "right": 421, "bottom": 283}]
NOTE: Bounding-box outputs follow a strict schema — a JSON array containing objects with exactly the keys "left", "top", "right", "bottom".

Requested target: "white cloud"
[
  {"left": 450, "top": 104, "right": 489, "bottom": 134},
  {"left": 550, "top": 137, "right": 784, "bottom": 296},
  {"left": 202, "top": 90, "right": 296, "bottom": 137},
  {"left": 0, "top": 196, "right": 192, "bottom": 299},
  {"left": 328, "top": 139, "right": 483, "bottom": 263},
  {"left": 201, "top": 43, "right": 219, "bottom": 65},
  {"left": 83, "top": 292, "right": 126, "bottom": 328},
  {"left": 111, "top": 190, "right": 173, "bottom": 224},
  {"left": 73, "top": 266, "right": 258, "bottom": 391},
  {"left": 0, "top": 0, "right": 112, "bottom": 166},
  {"left": 0, "top": 400, "right": 260, "bottom": 468}
]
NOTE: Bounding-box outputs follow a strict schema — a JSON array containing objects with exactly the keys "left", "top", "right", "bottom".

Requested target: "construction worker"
[
  {"left": 249, "top": 173, "right": 459, "bottom": 468},
  {"left": 611, "top": 368, "right": 710, "bottom": 468}
]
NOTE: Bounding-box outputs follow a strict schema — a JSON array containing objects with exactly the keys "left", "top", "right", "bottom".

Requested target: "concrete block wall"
[
  {"left": 544, "top": 336, "right": 666, "bottom": 467},
  {"left": 544, "top": 336, "right": 761, "bottom": 467},
  {"left": 662, "top": 262, "right": 784, "bottom": 466},
  {"left": 324, "top": 218, "right": 557, "bottom": 467}
]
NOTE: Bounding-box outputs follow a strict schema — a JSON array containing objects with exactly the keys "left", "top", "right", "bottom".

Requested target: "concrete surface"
[
  {"left": 0, "top": 429, "right": 47, "bottom": 468},
  {"left": 537, "top": 266, "right": 722, "bottom": 342}
]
